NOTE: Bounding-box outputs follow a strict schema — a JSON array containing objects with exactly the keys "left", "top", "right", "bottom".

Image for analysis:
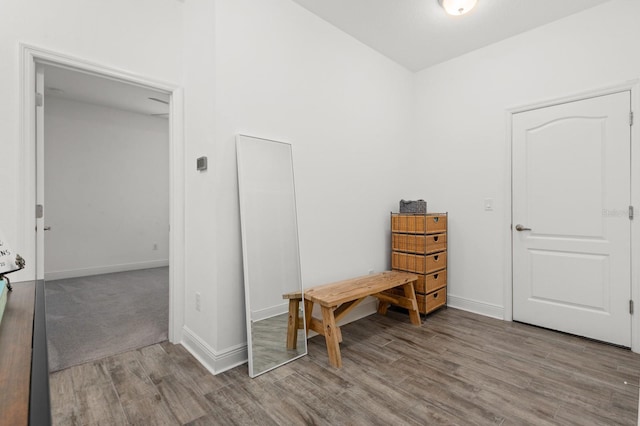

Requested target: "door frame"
[
  {"left": 19, "top": 44, "right": 186, "bottom": 343},
  {"left": 504, "top": 80, "right": 640, "bottom": 352}
]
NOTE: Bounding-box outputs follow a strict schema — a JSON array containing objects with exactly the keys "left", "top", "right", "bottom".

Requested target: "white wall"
[
  {"left": 179, "top": 0, "right": 415, "bottom": 370},
  {"left": 8, "top": 0, "right": 637, "bottom": 376},
  {"left": 215, "top": 0, "right": 416, "bottom": 352},
  {"left": 412, "top": 0, "right": 640, "bottom": 318},
  {"left": 0, "top": 0, "right": 183, "bottom": 282},
  {"left": 181, "top": 0, "right": 220, "bottom": 366},
  {"left": 44, "top": 97, "right": 169, "bottom": 280}
]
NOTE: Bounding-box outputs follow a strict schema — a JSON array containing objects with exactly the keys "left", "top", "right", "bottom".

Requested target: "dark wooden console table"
[{"left": 0, "top": 281, "right": 51, "bottom": 425}]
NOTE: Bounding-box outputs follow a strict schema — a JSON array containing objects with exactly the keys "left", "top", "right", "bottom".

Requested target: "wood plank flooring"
[
  {"left": 250, "top": 312, "right": 306, "bottom": 374},
  {"left": 50, "top": 308, "right": 640, "bottom": 425}
]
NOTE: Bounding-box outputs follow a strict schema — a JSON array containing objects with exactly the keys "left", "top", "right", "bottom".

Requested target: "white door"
[
  {"left": 35, "top": 64, "right": 45, "bottom": 280},
  {"left": 512, "top": 91, "right": 632, "bottom": 347}
]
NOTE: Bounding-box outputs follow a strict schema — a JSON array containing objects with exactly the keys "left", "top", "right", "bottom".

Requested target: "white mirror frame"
[{"left": 236, "top": 134, "right": 306, "bottom": 377}]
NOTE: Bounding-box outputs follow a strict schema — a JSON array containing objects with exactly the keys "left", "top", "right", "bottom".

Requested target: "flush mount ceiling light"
[{"left": 439, "top": 0, "right": 478, "bottom": 16}]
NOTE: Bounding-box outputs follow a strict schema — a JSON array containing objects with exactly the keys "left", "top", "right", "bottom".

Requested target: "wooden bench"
[{"left": 283, "top": 271, "right": 421, "bottom": 368}]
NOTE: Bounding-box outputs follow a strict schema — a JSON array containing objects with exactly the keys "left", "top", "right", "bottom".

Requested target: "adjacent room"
[
  {"left": 40, "top": 65, "right": 171, "bottom": 372},
  {"left": 1, "top": 0, "right": 640, "bottom": 424}
]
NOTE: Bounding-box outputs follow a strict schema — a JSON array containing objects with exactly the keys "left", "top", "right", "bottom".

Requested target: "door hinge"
[
  {"left": 631, "top": 111, "right": 634, "bottom": 126},
  {"left": 630, "top": 300, "right": 634, "bottom": 315},
  {"left": 630, "top": 205, "right": 634, "bottom": 220},
  {"left": 36, "top": 204, "right": 43, "bottom": 219},
  {"left": 35, "top": 92, "right": 43, "bottom": 107}
]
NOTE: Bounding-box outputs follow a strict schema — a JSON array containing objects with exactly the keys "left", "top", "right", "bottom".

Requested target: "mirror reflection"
[{"left": 236, "top": 134, "right": 306, "bottom": 377}]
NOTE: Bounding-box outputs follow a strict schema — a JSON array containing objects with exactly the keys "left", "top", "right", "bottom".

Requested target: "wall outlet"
[
  {"left": 368, "top": 269, "right": 374, "bottom": 275},
  {"left": 195, "top": 292, "right": 201, "bottom": 312},
  {"left": 484, "top": 198, "right": 494, "bottom": 211},
  {"left": 153, "top": 243, "right": 158, "bottom": 250}
]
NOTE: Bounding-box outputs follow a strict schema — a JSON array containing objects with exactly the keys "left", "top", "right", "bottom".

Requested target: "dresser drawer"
[
  {"left": 417, "top": 288, "right": 447, "bottom": 314},
  {"left": 413, "top": 270, "right": 447, "bottom": 293},
  {"left": 391, "top": 214, "right": 447, "bottom": 235},
  {"left": 392, "top": 233, "right": 446, "bottom": 255},
  {"left": 392, "top": 251, "right": 447, "bottom": 275}
]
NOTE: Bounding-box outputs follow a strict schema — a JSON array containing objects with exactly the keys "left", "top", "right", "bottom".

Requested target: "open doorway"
[
  {"left": 40, "top": 63, "right": 171, "bottom": 371},
  {"left": 20, "top": 45, "right": 185, "bottom": 372}
]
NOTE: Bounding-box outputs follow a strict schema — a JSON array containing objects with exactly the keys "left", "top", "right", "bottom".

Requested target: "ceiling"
[
  {"left": 43, "top": 65, "right": 170, "bottom": 117},
  {"left": 291, "top": 0, "right": 611, "bottom": 72},
  {"left": 42, "top": 1, "right": 612, "bottom": 108}
]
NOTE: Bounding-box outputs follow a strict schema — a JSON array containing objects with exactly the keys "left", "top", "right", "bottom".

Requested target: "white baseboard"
[
  {"left": 252, "top": 302, "right": 288, "bottom": 322},
  {"left": 447, "top": 294, "right": 504, "bottom": 320},
  {"left": 181, "top": 298, "right": 379, "bottom": 374},
  {"left": 181, "top": 326, "right": 247, "bottom": 375},
  {"left": 45, "top": 259, "right": 169, "bottom": 281}
]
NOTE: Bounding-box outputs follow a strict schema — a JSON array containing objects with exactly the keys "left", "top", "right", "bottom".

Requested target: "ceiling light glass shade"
[{"left": 439, "top": 0, "right": 478, "bottom": 15}]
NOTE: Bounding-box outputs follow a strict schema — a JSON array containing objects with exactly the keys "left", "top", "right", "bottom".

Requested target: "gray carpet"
[{"left": 45, "top": 267, "right": 169, "bottom": 372}]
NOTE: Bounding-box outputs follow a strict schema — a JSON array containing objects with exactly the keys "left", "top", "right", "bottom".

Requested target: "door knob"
[
  {"left": 44, "top": 226, "right": 51, "bottom": 231},
  {"left": 515, "top": 224, "right": 531, "bottom": 231}
]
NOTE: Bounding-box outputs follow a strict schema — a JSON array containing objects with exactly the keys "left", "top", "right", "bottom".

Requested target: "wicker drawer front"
[
  {"left": 417, "top": 288, "right": 447, "bottom": 314},
  {"left": 414, "top": 274, "right": 426, "bottom": 293},
  {"left": 416, "top": 270, "right": 447, "bottom": 293},
  {"left": 384, "top": 273, "right": 446, "bottom": 296},
  {"left": 391, "top": 252, "right": 420, "bottom": 273},
  {"left": 392, "top": 233, "right": 446, "bottom": 254},
  {"left": 392, "top": 252, "right": 447, "bottom": 275},
  {"left": 391, "top": 214, "right": 447, "bottom": 235}
]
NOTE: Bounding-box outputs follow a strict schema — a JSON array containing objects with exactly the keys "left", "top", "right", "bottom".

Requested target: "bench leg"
[
  {"left": 286, "top": 299, "right": 300, "bottom": 350},
  {"left": 304, "top": 300, "right": 313, "bottom": 337},
  {"left": 321, "top": 306, "right": 342, "bottom": 368},
  {"left": 377, "top": 300, "right": 390, "bottom": 315},
  {"left": 402, "top": 282, "right": 422, "bottom": 326}
]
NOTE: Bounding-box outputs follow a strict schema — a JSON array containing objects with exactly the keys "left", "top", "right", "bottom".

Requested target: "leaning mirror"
[{"left": 236, "top": 134, "right": 306, "bottom": 377}]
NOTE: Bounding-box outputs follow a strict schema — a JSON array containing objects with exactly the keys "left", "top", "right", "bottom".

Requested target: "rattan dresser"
[{"left": 389, "top": 212, "right": 448, "bottom": 314}]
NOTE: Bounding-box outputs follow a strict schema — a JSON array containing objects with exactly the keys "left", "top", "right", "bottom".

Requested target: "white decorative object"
[
  {"left": 0, "top": 230, "right": 25, "bottom": 291},
  {"left": 0, "top": 231, "right": 20, "bottom": 275}
]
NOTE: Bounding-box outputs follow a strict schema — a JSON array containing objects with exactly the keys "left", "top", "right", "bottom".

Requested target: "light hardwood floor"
[{"left": 50, "top": 308, "right": 640, "bottom": 425}]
